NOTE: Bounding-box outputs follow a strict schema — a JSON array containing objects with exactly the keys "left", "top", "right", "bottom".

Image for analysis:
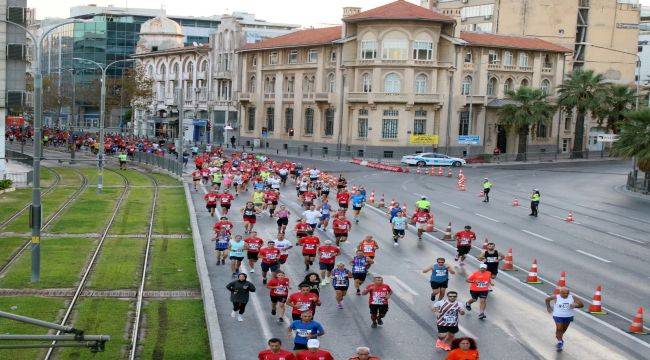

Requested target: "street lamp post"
[
  {"left": 73, "top": 58, "right": 134, "bottom": 193},
  {"left": 0, "top": 18, "right": 85, "bottom": 283}
]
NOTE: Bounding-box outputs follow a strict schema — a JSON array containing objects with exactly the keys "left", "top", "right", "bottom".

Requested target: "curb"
[{"left": 183, "top": 182, "right": 227, "bottom": 360}]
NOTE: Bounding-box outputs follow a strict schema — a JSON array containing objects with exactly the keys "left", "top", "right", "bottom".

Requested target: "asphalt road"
[{"left": 188, "top": 157, "right": 649, "bottom": 360}]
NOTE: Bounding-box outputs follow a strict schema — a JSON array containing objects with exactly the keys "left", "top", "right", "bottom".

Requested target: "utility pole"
[{"left": 0, "top": 18, "right": 85, "bottom": 283}]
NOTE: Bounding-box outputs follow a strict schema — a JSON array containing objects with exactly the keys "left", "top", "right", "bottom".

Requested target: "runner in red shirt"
[
  {"left": 362, "top": 276, "right": 393, "bottom": 328},
  {"left": 332, "top": 213, "right": 352, "bottom": 246},
  {"left": 200, "top": 168, "right": 211, "bottom": 184},
  {"left": 244, "top": 231, "right": 264, "bottom": 272},
  {"left": 258, "top": 338, "right": 296, "bottom": 360},
  {"left": 213, "top": 216, "right": 234, "bottom": 235},
  {"left": 296, "top": 340, "right": 334, "bottom": 360},
  {"left": 302, "top": 190, "right": 317, "bottom": 209},
  {"left": 204, "top": 190, "right": 219, "bottom": 217},
  {"left": 357, "top": 235, "right": 379, "bottom": 266},
  {"left": 454, "top": 225, "right": 476, "bottom": 266},
  {"left": 298, "top": 234, "right": 320, "bottom": 272},
  {"left": 264, "top": 189, "right": 280, "bottom": 217},
  {"left": 266, "top": 270, "right": 290, "bottom": 323},
  {"left": 316, "top": 240, "right": 340, "bottom": 283},
  {"left": 336, "top": 189, "right": 351, "bottom": 211},
  {"left": 259, "top": 241, "right": 281, "bottom": 284},
  {"left": 411, "top": 208, "right": 433, "bottom": 241},
  {"left": 294, "top": 218, "right": 311, "bottom": 240},
  {"left": 287, "top": 284, "right": 321, "bottom": 321},
  {"left": 194, "top": 156, "right": 204, "bottom": 170},
  {"left": 219, "top": 189, "right": 235, "bottom": 215},
  {"left": 191, "top": 169, "right": 201, "bottom": 191}
]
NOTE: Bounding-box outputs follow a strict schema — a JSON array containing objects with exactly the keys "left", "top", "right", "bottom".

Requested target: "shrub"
[{"left": 0, "top": 179, "right": 13, "bottom": 190}]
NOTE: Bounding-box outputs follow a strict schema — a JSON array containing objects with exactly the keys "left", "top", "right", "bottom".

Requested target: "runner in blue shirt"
[
  {"left": 422, "top": 257, "right": 456, "bottom": 301},
  {"left": 351, "top": 250, "right": 373, "bottom": 295},
  {"left": 389, "top": 202, "right": 401, "bottom": 223},
  {"left": 391, "top": 211, "right": 408, "bottom": 247},
  {"left": 213, "top": 228, "right": 230, "bottom": 265},
  {"left": 288, "top": 311, "right": 325, "bottom": 352},
  {"left": 330, "top": 263, "right": 353, "bottom": 309},
  {"left": 318, "top": 199, "right": 331, "bottom": 230},
  {"left": 228, "top": 235, "right": 245, "bottom": 278},
  {"left": 351, "top": 190, "right": 365, "bottom": 224}
]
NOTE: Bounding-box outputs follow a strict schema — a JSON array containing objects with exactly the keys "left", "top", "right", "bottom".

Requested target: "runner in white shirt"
[
  {"left": 302, "top": 205, "right": 322, "bottom": 233},
  {"left": 545, "top": 287, "right": 584, "bottom": 352},
  {"left": 309, "top": 168, "right": 320, "bottom": 181},
  {"left": 267, "top": 175, "right": 281, "bottom": 190},
  {"left": 432, "top": 291, "right": 465, "bottom": 351},
  {"left": 273, "top": 233, "right": 293, "bottom": 265}
]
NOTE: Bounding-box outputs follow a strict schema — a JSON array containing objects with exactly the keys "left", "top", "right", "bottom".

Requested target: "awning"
[
  {"left": 486, "top": 99, "right": 521, "bottom": 108},
  {"left": 148, "top": 117, "right": 179, "bottom": 124}
]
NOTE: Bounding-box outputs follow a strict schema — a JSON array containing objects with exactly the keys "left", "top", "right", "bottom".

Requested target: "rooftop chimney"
[
  {"left": 342, "top": 6, "right": 361, "bottom": 18},
  {"left": 420, "top": 0, "right": 439, "bottom": 10}
]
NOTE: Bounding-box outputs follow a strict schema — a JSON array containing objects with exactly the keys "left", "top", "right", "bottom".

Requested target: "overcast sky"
[{"left": 28, "top": 0, "right": 650, "bottom": 26}]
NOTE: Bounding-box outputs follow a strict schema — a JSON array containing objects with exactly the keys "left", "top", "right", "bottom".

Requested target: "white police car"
[{"left": 400, "top": 153, "right": 466, "bottom": 167}]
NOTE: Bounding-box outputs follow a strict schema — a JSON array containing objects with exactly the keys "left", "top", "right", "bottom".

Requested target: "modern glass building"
[{"left": 41, "top": 5, "right": 221, "bottom": 131}]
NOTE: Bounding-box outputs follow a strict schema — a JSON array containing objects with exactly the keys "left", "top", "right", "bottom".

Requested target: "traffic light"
[{"left": 289, "top": 128, "right": 294, "bottom": 137}]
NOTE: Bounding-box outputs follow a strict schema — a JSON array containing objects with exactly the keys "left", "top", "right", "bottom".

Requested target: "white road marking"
[
  {"left": 474, "top": 213, "right": 500, "bottom": 223},
  {"left": 575, "top": 250, "right": 612, "bottom": 263},
  {"left": 380, "top": 274, "right": 419, "bottom": 296},
  {"left": 442, "top": 202, "right": 460, "bottom": 209},
  {"left": 607, "top": 232, "right": 645, "bottom": 244},
  {"left": 521, "top": 230, "right": 554, "bottom": 242}
]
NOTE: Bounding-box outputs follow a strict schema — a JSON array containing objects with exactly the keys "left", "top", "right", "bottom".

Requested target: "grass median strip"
[
  {"left": 140, "top": 299, "right": 210, "bottom": 359},
  {"left": 78, "top": 168, "right": 124, "bottom": 187},
  {"left": 51, "top": 167, "right": 82, "bottom": 187},
  {"left": 0, "top": 296, "right": 64, "bottom": 360},
  {"left": 89, "top": 238, "right": 145, "bottom": 290},
  {"left": 147, "top": 238, "right": 199, "bottom": 290},
  {"left": 0, "top": 189, "right": 32, "bottom": 224},
  {"left": 150, "top": 172, "right": 181, "bottom": 186},
  {"left": 0, "top": 237, "right": 97, "bottom": 289},
  {"left": 48, "top": 188, "right": 121, "bottom": 234},
  {"left": 58, "top": 298, "right": 131, "bottom": 360},
  {"left": 111, "top": 187, "right": 154, "bottom": 235},
  {"left": 121, "top": 169, "right": 154, "bottom": 187},
  {"left": 153, "top": 188, "right": 190, "bottom": 235},
  {"left": 0, "top": 237, "right": 28, "bottom": 265}
]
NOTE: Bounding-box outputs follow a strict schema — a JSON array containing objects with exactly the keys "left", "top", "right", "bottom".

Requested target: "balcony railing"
[
  {"left": 264, "top": 93, "right": 275, "bottom": 100},
  {"left": 487, "top": 63, "right": 500, "bottom": 70},
  {"left": 283, "top": 93, "right": 294, "bottom": 100},
  {"left": 413, "top": 93, "right": 441, "bottom": 104},
  {"left": 315, "top": 92, "right": 331, "bottom": 102},
  {"left": 542, "top": 67, "right": 553, "bottom": 74},
  {"left": 238, "top": 93, "right": 252, "bottom": 102},
  {"left": 303, "top": 92, "right": 315, "bottom": 100}
]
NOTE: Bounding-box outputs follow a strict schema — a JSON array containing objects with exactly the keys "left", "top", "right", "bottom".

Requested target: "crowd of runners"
[{"left": 189, "top": 148, "right": 586, "bottom": 359}]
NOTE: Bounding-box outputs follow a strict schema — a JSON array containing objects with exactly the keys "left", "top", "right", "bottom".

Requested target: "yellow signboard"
[{"left": 409, "top": 134, "right": 439, "bottom": 145}]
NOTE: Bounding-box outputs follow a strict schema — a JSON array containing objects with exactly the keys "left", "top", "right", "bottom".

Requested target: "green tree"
[
  {"left": 611, "top": 109, "right": 650, "bottom": 179},
  {"left": 498, "top": 87, "right": 556, "bottom": 160},
  {"left": 593, "top": 85, "right": 636, "bottom": 133},
  {"left": 105, "top": 65, "right": 154, "bottom": 129},
  {"left": 42, "top": 73, "right": 72, "bottom": 127},
  {"left": 557, "top": 69, "right": 606, "bottom": 158}
]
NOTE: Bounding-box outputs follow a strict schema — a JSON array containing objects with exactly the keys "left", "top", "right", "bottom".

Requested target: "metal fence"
[
  {"left": 232, "top": 145, "right": 612, "bottom": 164},
  {"left": 627, "top": 171, "right": 649, "bottom": 194},
  {"left": 131, "top": 151, "right": 183, "bottom": 177}
]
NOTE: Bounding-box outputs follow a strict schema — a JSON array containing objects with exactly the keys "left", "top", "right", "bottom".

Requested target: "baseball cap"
[
  {"left": 479, "top": 264, "right": 488, "bottom": 269},
  {"left": 307, "top": 339, "right": 320, "bottom": 348}
]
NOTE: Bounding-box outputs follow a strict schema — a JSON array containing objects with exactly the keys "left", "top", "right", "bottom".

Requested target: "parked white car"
[{"left": 400, "top": 153, "right": 466, "bottom": 167}]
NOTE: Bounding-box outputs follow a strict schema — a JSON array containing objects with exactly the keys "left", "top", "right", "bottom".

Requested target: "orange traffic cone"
[
  {"left": 438, "top": 167, "right": 443, "bottom": 176},
  {"left": 459, "top": 181, "right": 466, "bottom": 191},
  {"left": 368, "top": 191, "right": 375, "bottom": 205},
  {"left": 425, "top": 217, "right": 435, "bottom": 232},
  {"left": 553, "top": 271, "right": 567, "bottom": 295},
  {"left": 428, "top": 167, "right": 435, "bottom": 176},
  {"left": 565, "top": 211, "right": 575, "bottom": 222},
  {"left": 378, "top": 194, "right": 385, "bottom": 208},
  {"left": 588, "top": 285, "right": 607, "bottom": 315},
  {"left": 482, "top": 237, "right": 489, "bottom": 251},
  {"left": 512, "top": 198, "right": 520, "bottom": 207},
  {"left": 525, "top": 259, "right": 542, "bottom": 284},
  {"left": 443, "top": 222, "right": 452, "bottom": 240},
  {"left": 402, "top": 166, "right": 410, "bottom": 173},
  {"left": 629, "top": 307, "right": 647, "bottom": 334},
  {"left": 447, "top": 169, "right": 452, "bottom": 177},
  {"left": 416, "top": 167, "right": 422, "bottom": 174},
  {"left": 501, "top": 248, "right": 514, "bottom": 271},
  {"left": 457, "top": 169, "right": 463, "bottom": 179}
]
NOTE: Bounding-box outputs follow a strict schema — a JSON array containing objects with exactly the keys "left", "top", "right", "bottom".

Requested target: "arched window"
[
  {"left": 286, "top": 76, "right": 295, "bottom": 93},
  {"left": 520, "top": 79, "right": 529, "bottom": 88},
  {"left": 304, "top": 108, "right": 314, "bottom": 135},
  {"left": 303, "top": 76, "right": 314, "bottom": 93},
  {"left": 381, "top": 31, "right": 408, "bottom": 60},
  {"left": 415, "top": 74, "right": 427, "bottom": 94},
  {"left": 327, "top": 73, "right": 336, "bottom": 93},
  {"left": 361, "top": 73, "right": 372, "bottom": 93},
  {"left": 172, "top": 63, "right": 180, "bottom": 78},
  {"left": 200, "top": 59, "right": 208, "bottom": 72},
  {"left": 360, "top": 32, "right": 378, "bottom": 59},
  {"left": 518, "top": 52, "right": 529, "bottom": 67},
  {"left": 186, "top": 61, "right": 194, "bottom": 74},
  {"left": 461, "top": 76, "right": 472, "bottom": 95},
  {"left": 487, "top": 77, "right": 497, "bottom": 96},
  {"left": 147, "top": 65, "right": 154, "bottom": 77},
  {"left": 159, "top": 64, "right": 166, "bottom": 78},
  {"left": 264, "top": 77, "right": 276, "bottom": 94},
  {"left": 541, "top": 79, "right": 551, "bottom": 95},
  {"left": 249, "top": 76, "right": 256, "bottom": 93},
  {"left": 504, "top": 78, "right": 514, "bottom": 94},
  {"left": 383, "top": 73, "right": 401, "bottom": 93},
  {"left": 543, "top": 54, "right": 553, "bottom": 69}
]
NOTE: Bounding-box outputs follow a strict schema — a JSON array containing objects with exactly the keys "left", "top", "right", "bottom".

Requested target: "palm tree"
[
  {"left": 611, "top": 109, "right": 650, "bottom": 186},
  {"left": 498, "top": 87, "right": 556, "bottom": 161},
  {"left": 593, "top": 85, "right": 636, "bottom": 133},
  {"left": 557, "top": 69, "right": 606, "bottom": 158}
]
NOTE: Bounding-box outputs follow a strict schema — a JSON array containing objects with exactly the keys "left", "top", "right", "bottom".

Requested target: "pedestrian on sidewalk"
[
  {"left": 529, "top": 189, "right": 541, "bottom": 217},
  {"left": 226, "top": 273, "right": 256, "bottom": 322}
]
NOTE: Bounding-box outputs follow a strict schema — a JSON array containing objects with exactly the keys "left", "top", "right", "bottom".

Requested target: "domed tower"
[{"left": 136, "top": 15, "right": 184, "bottom": 53}]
